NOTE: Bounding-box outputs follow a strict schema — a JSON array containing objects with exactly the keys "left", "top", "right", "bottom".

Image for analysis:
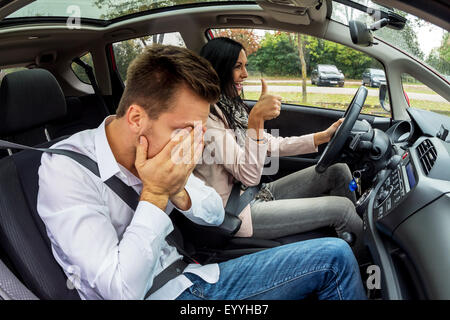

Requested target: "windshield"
[
  {"left": 6, "top": 0, "right": 254, "bottom": 21},
  {"left": 331, "top": 0, "right": 449, "bottom": 78},
  {"left": 319, "top": 66, "right": 339, "bottom": 73},
  {"left": 371, "top": 69, "right": 385, "bottom": 76}
]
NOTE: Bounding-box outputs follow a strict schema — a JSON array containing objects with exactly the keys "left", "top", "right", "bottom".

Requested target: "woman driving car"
[{"left": 194, "top": 37, "right": 365, "bottom": 258}]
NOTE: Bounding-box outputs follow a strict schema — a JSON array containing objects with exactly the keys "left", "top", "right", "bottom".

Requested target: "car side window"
[
  {"left": 0, "top": 66, "right": 27, "bottom": 85},
  {"left": 210, "top": 28, "right": 390, "bottom": 118},
  {"left": 401, "top": 73, "right": 450, "bottom": 117},
  {"left": 112, "top": 32, "right": 186, "bottom": 84},
  {"left": 71, "top": 52, "right": 94, "bottom": 84}
]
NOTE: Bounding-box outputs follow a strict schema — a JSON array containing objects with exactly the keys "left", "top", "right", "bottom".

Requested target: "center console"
[
  {"left": 373, "top": 151, "right": 416, "bottom": 221},
  {"left": 357, "top": 150, "right": 417, "bottom": 232},
  {"left": 358, "top": 148, "right": 419, "bottom": 300}
]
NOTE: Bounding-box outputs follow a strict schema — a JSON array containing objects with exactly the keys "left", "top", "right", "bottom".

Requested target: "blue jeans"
[{"left": 176, "top": 238, "right": 367, "bottom": 300}]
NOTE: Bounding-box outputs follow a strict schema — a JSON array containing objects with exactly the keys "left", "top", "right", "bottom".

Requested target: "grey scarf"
[
  {"left": 216, "top": 95, "right": 274, "bottom": 202},
  {"left": 216, "top": 94, "right": 248, "bottom": 147}
]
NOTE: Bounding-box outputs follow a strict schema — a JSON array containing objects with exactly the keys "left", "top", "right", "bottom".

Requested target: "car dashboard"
[{"left": 362, "top": 116, "right": 450, "bottom": 299}]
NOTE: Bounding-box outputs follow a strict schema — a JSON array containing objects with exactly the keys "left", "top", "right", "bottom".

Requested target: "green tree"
[
  {"left": 94, "top": 0, "right": 200, "bottom": 19},
  {"left": 248, "top": 32, "right": 300, "bottom": 77},
  {"left": 305, "top": 36, "right": 377, "bottom": 78},
  {"left": 213, "top": 29, "right": 261, "bottom": 55},
  {"left": 426, "top": 32, "right": 450, "bottom": 76},
  {"left": 113, "top": 40, "right": 145, "bottom": 81},
  {"left": 439, "top": 32, "right": 450, "bottom": 62},
  {"left": 248, "top": 31, "right": 380, "bottom": 79},
  {"left": 373, "top": 11, "right": 425, "bottom": 60}
]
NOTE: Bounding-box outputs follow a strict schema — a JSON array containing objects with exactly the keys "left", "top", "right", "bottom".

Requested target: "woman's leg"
[
  {"left": 176, "top": 238, "right": 367, "bottom": 300},
  {"left": 250, "top": 163, "right": 364, "bottom": 258},
  {"left": 250, "top": 195, "right": 363, "bottom": 244},
  {"left": 266, "top": 163, "right": 356, "bottom": 204}
]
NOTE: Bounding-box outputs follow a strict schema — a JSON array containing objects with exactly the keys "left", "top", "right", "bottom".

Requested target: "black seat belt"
[
  {"left": 225, "top": 182, "right": 261, "bottom": 217},
  {"left": 72, "top": 57, "right": 110, "bottom": 117},
  {"left": 0, "top": 139, "right": 196, "bottom": 297}
]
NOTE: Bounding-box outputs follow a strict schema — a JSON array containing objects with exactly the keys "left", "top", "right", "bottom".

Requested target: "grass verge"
[{"left": 244, "top": 92, "right": 450, "bottom": 117}]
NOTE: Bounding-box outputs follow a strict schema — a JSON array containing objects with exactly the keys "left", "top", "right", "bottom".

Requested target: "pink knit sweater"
[{"left": 194, "top": 106, "right": 318, "bottom": 237}]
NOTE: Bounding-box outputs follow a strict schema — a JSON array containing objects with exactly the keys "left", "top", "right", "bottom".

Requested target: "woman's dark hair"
[{"left": 200, "top": 37, "right": 250, "bottom": 129}]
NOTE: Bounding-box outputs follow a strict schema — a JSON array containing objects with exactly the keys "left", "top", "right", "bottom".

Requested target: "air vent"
[{"left": 416, "top": 139, "right": 437, "bottom": 175}]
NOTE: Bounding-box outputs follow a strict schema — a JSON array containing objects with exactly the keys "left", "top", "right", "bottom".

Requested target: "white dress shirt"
[{"left": 37, "top": 116, "right": 225, "bottom": 300}]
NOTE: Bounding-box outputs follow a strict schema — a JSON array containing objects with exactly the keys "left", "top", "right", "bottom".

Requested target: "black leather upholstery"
[
  {"left": 0, "top": 142, "right": 80, "bottom": 299},
  {"left": 0, "top": 69, "right": 66, "bottom": 136},
  {"left": 47, "top": 95, "right": 109, "bottom": 139},
  {"left": 0, "top": 69, "right": 88, "bottom": 299},
  {"left": 0, "top": 69, "right": 108, "bottom": 159},
  {"left": 171, "top": 208, "right": 337, "bottom": 264},
  {"left": 0, "top": 69, "right": 109, "bottom": 299}
]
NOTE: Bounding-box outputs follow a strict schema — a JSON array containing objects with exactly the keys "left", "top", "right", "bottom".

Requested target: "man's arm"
[
  {"left": 136, "top": 125, "right": 224, "bottom": 227},
  {"left": 169, "top": 174, "right": 224, "bottom": 227},
  {"left": 140, "top": 189, "right": 170, "bottom": 211},
  {"left": 169, "top": 189, "right": 191, "bottom": 211},
  {"left": 38, "top": 154, "right": 174, "bottom": 300}
]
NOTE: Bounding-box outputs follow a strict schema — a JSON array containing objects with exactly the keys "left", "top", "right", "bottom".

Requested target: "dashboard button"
[
  {"left": 377, "top": 206, "right": 384, "bottom": 219},
  {"left": 386, "top": 198, "right": 392, "bottom": 211}
]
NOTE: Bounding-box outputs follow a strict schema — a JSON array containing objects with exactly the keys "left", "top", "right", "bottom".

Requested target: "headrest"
[{"left": 0, "top": 69, "right": 66, "bottom": 136}]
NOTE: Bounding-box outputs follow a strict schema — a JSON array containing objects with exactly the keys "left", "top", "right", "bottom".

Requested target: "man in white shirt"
[{"left": 37, "top": 44, "right": 366, "bottom": 300}]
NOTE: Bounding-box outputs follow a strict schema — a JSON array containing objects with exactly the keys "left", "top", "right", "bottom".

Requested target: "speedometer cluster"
[{"left": 387, "top": 121, "right": 414, "bottom": 144}]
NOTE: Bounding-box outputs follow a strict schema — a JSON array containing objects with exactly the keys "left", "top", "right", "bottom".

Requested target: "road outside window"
[{"left": 402, "top": 73, "right": 450, "bottom": 117}]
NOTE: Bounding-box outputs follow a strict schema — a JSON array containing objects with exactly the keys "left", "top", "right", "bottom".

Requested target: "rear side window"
[
  {"left": 0, "top": 67, "right": 27, "bottom": 85},
  {"left": 71, "top": 52, "right": 94, "bottom": 84},
  {"left": 112, "top": 32, "right": 186, "bottom": 84}
]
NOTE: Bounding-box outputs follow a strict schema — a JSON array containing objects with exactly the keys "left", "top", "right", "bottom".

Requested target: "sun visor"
[{"left": 256, "top": 0, "right": 327, "bottom": 25}]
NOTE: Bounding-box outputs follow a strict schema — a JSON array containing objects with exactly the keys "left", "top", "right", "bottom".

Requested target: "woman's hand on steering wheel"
[
  {"left": 315, "top": 86, "right": 368, "bottom": 173},
  {"left": 314, "top": 118, "right": 344, "bottom": 147}
]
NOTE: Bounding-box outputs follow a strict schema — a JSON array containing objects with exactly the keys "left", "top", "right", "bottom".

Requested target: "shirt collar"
[
  {"left": 94, "top": 116, "right": 124, "bottom": 182},
  {"left": 94, "top": 116, "right": 120, "bottom": 182},
  {"left": 94, "top": 116, "right": 143, "bottom": 187}
]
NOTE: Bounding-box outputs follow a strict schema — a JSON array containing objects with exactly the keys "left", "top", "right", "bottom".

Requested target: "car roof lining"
[
  {"left": 0, "top": 3, "right": 331, "bottom": 67},
  {"left": 1, "top": 1, "right": 448, "bottom": 120}
]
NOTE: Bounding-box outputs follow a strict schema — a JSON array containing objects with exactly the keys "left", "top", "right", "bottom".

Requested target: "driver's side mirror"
[{"left": 379, "top": 84, "right": 391, "bottom": 112}]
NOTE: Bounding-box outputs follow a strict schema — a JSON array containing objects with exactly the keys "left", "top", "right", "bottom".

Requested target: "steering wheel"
[{"left": 315, "top": 86, "right": 368, "bottom": 173}]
